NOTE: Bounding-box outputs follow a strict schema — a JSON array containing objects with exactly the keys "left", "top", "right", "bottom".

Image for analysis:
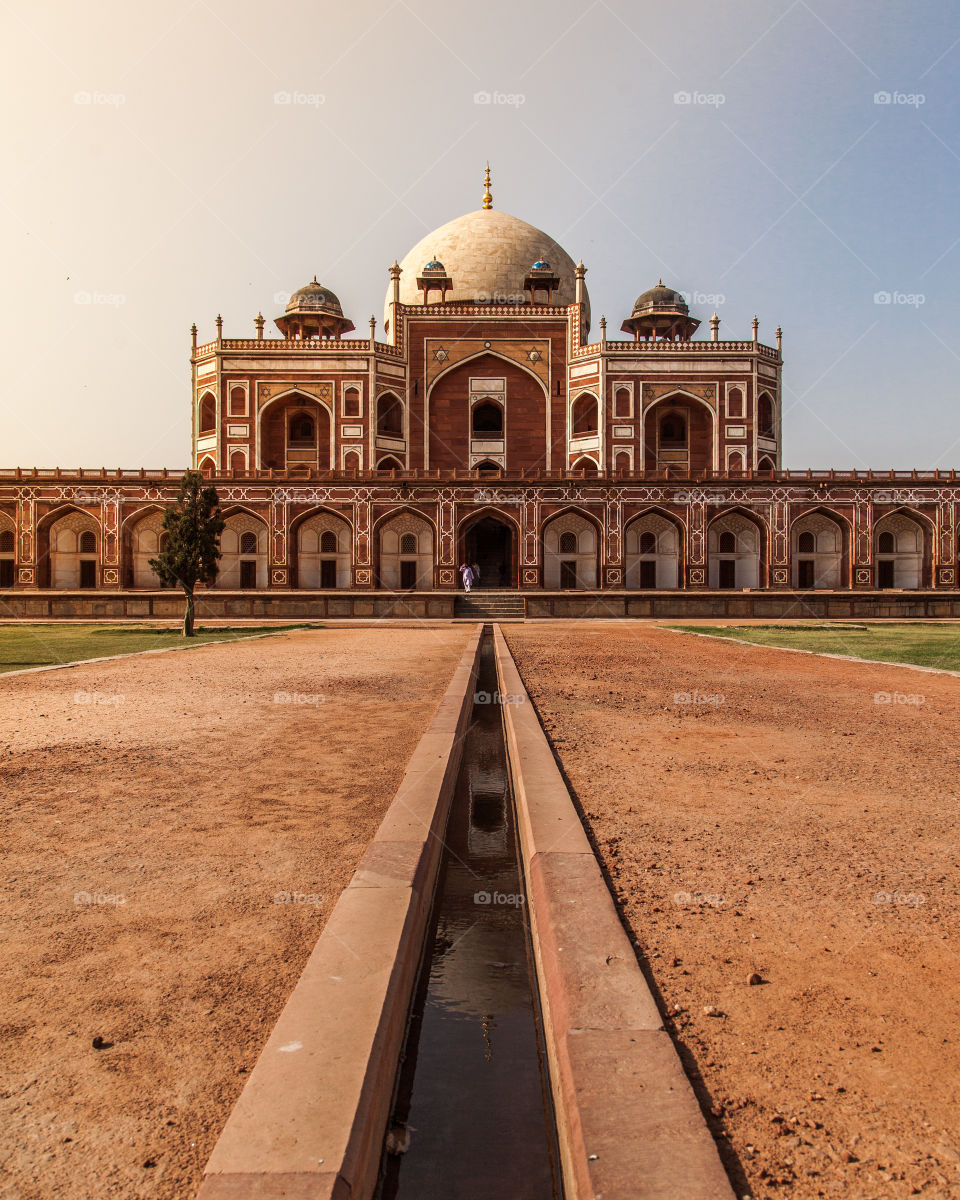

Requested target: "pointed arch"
[
  {"left": 707, "top": 505, "right": 768, "bottom": 589},
  {"left": 643, "top": 389, "right": 717, "bottom": 474},
  {"left": 791, "top": 506, "right": 851, "bottom": 589},
  {"left": 541, "top": 506, "right": 603, "bottom": 589},
  {"left": 623, "top": 506, "right": 686, "bottom": 590}
]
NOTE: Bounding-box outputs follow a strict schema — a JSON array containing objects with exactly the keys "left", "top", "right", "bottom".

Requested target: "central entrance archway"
[{"left": 461, "top": 514, "right": 516, "bottom": 589}]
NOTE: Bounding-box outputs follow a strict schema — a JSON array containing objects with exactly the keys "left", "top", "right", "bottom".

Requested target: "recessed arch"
[
  {"left": 791, "top": 506, "right": 851, "bottom": 589},
  {"left": 458, "top": 505, "right": 521, "bottom": 590},
  {"left": 707, "top": 506, "right": 768, "bottom": 589},
  {"left": 198, "top": 392, "right": 216, "bottom": 434},
  {"left": 39, "top": 506, "right": 101, "bottom": 589},
  {"left": 642, "top": 389, "right": 716, "bottom": 474},
  {"left": 623, "top": 506, "right": 686, "bottom": 589},
  {"left": 541, "top": 506, "right": 602, "bottom": 589},
  {"left": 376, "top": 455, "right": 405, "bottom": 472},
  {"left": 874, "top": 506, "right": 933, "bottom": 589},
  {"left": 570, "top": 455, "right": 599, "bottom": 474},
  {"left": 571, "top": 391, "right": 599, "bottom": 436},
  {"left": 216, "top": 510, "right": 268, "bottom": 590},
  {"left": 376, "top": 507, "right": 436, "bottom": 590},
  {"left": 292, "top": 506, "right": 353, "bottom": 589},
  {"left": 376, "top": 391, "right": 405, "bottom": 438},
  {"left": 257, "top": 388, "right": 334, "bottom": 471}
]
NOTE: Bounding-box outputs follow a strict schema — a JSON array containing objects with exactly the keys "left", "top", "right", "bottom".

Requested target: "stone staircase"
[{"left": 453, "top": 591, "right": 526, "bottom": 620}]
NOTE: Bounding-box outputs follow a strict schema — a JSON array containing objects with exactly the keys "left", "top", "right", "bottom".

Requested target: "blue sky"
[{"left": 2, "top": 0, "right": 958, "bottom": 468}]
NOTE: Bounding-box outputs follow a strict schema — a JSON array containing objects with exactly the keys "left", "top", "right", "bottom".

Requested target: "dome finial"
[{"left": 482, "top": 162, "right": 493, "bottom": 210}]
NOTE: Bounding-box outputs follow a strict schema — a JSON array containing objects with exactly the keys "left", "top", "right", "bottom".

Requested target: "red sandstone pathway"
[
  {"left": 506, "top": 621, "right": 960, "bottom": 1200},
  {"left": 0, "top": 626, "right": 472, "bottom": 1200}
]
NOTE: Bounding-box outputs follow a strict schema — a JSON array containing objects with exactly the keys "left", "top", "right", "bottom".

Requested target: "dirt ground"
[
  {"left": 0, "top": 626, "right": 472, "bottom": 1200},
  {"left": 506, "top": 622, "right": 960, "bottom": 1200}
]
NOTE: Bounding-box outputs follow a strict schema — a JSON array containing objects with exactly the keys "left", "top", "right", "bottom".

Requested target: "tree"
[{"left": 149, "top": 471, "right": 225, "bottom": 637}]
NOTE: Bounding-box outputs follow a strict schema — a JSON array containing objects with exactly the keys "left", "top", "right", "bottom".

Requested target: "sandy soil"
[
  {"left": 506, "top": 622, "right": 960, "bottom": 1200},
  {"left": 0, "top": 626, "right": 472, "bottom": 1200}
]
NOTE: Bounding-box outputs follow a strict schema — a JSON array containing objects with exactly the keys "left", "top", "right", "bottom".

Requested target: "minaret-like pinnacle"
[{"left": 482, "top": 162, "right": 493, "bottom": 210}]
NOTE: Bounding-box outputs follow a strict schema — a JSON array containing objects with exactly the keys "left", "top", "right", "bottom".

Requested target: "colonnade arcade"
[{"left": 10, "top": 482, "right": 950, "bottom": 593}]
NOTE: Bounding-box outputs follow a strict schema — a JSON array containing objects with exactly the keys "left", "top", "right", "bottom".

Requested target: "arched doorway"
[{"left": 461, "top": 514, "right": 516, "bottom": 589}]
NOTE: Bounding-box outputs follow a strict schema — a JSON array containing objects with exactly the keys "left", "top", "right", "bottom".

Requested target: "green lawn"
[
  {"left": 0, "top": 625, "right": 312, "bottom": 673},
  {"left": 668, "top": 623, "right": 960, "bottom": 672}
]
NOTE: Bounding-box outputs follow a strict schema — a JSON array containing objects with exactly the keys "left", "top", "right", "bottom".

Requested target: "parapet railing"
[{"left": 1, "top": 466, "right": 956, "bottom": 483}]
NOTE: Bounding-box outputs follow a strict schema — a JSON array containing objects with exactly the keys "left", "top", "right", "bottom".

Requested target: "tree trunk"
[{"left": 183, "top": 588, "right": 195, "bottom": 637}]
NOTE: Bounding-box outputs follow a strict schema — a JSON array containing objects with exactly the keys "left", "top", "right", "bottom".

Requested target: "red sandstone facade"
[{"left": 1, "top": 184, "right": 957, "bottom": 611}]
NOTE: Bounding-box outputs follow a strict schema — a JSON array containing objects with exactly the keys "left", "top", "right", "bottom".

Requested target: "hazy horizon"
[{"left": 2, "top": 0, "right": 958, "bottom": 469}]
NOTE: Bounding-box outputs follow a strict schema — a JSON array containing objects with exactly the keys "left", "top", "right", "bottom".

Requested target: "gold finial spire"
[{"left": 482, "top": 162, "right": 493, "bottom": 210}]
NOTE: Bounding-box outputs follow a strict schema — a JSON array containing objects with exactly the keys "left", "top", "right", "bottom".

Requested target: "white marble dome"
[{"left": 385, "top": 207, "right": 589, "bottom": 332}]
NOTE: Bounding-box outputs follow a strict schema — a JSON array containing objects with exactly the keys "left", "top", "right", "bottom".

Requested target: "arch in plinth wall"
[
  {"left": 0, "top": 511, "right": 16, "bottom": 589},
  {"left": 542, "top": 507, "right": 601, "bottom": 589},
  {"left": 458, "top": 506, "right": 521, "bottom": 589},
  {"left": 376, "top": 509, "right": 435, "bottom": 590},
  {"left": 216, "top": 510, "right": 268, "bottom": 590},
  {"left": 642, "top": 390, "right": 715, "bottom": 474},
  {"left": 40, "top": 507, "right": 101, "bottom": 589},
  {"left": 874, "top": 508, "right": 933, "bottom": 589},
  {"left": 791, "top": 508, "right": 850, "bottom": 589},
  {"left": 426, "top": 352, "right": 549, "bottom": 473},
  {"left": 623, "top": 508, "right": 685, "bottom": 589},
  {"left": 707, "top": 507, "right": 767, "bottom": 589},
  {"left": 123, "top": 507, "right": 168, "bottom": 589},
  {"left": 257, "top": 389, "right": 333, "bottom": 472},
  {"left": 292, "top": 508, "right": 353, "bottom": 589}
]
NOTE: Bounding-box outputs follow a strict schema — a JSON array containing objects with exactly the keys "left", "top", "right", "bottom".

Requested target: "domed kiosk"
[{"left": 621, "top": 280, "right": 699, "bottom": 342}]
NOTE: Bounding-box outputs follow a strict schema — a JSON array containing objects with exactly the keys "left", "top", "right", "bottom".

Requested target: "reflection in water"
[{"left": 378, "top": 635, "right": 562, "bottom": 1200}]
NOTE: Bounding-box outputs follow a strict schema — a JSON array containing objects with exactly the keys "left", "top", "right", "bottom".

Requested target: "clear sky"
[{"left": 1, "top": 0, "right": 958, "bottom": 469}]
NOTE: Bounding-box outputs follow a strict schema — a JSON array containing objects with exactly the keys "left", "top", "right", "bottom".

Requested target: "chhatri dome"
[{"left": 385, "top": 166, "right": 590, "bottom": 332}]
